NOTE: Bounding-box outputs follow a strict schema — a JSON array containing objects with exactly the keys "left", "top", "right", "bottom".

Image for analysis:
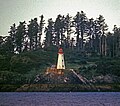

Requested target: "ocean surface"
[{"left": 0, "top": 92, "right": 120, "bottom": 106}]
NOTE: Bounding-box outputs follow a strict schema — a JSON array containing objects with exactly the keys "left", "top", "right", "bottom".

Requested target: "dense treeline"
[
  {"left": 0, "top": 11, "right": 120, "bottom": 89},
  {"left": 0, "top": 11, "right": 120, "bottom": 57}
]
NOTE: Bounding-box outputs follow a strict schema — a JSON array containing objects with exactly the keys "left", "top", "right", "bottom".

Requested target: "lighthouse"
[{"left": 57, "top": 48, "right": 65, "bottom": 70}]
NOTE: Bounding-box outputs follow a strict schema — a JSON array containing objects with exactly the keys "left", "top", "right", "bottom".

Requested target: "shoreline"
[{"left": 0, "top": 84, "right": 120, "bottom": 92}]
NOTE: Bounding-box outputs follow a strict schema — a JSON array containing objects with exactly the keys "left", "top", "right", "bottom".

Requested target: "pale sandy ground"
[{"left": 0, "top": 92, "right": 120, "bottom": 106}]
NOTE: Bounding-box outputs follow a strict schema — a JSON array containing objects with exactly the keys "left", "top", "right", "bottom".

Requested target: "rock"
[
  {"left": 93, "top": 74, "right": 120, "bottom": 83},
  {"left": 16, "top": 84, "right": 30, "bottom": 92}
]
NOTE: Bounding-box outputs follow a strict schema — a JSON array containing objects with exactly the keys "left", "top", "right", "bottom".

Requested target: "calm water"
[{"left": 0, "top": 92, "right": 120, "bottom": 106}]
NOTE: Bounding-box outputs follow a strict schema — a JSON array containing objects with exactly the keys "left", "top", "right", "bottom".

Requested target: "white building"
[{"left": 57, "top": 48, "right": 65, "bottom": 70}]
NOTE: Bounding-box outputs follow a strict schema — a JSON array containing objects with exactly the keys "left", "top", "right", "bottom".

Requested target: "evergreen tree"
[
  {"left": 106, "top": 32, "right": 114, "bottom": 57},
  {"left": 0, "top": 36, "right": 3, "bottom": 48},
  {"left": 28, "top": 18, "right": 39, "bottom": 50},
  {"left": 33, "top": 18, "right": 39, "bottom": 50},
  {"left": 73, "top": 11, "right": 88, "bottom": 51},
  {"left": 44, "top": 18, "right": 54, "bottom": 48},
  {"left": 15, "top": 21, "right": 26, "bottom": 53},
  {"left": 64, "top": 14, "right": 73, "bottom": 48},
  {"left": 8, "top": 23, "right": 16, "bottom": 53},
  {"left": 113, "top": 25, "right": 120, "bottom": 56},
  {"left": 54, "top": 14, "right": 66, "bottom": 46},
  {"left": 93, "top": 20, "right": 101, "bottom": 54},
  {"left": 28, "top": 19, "right": 33, "bottom": 50},
  {"left": 0, "top": 36, "right": 5, "bottom": 54},
  {"left": 96, "top": 15, "right": 108, "bottom": 56},
  {"left": 38, "top": 15, "right": 45, "bottom": 48},
  {"left": 70, "top": 37, "right": 75, "bottom": 50},
  {"left": 86, "top": 18, "right": 95, "bottom": 53}
]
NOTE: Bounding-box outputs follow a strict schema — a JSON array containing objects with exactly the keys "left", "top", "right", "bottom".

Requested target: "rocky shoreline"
[{"left": 15, "top": 84, "right": 120, "bottom": 92}]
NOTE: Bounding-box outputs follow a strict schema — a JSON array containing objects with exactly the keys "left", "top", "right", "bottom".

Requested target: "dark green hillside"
[
  {"left": 0, "top": 46, "right": 120, "bottom": 91},
  {"left": 0, "top": 46, "right": 57, "bottom": 85}
]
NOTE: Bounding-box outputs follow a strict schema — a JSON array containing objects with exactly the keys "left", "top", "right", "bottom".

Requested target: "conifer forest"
[{"left": 0, "top": 12, "right": 120, "bottom": 56}]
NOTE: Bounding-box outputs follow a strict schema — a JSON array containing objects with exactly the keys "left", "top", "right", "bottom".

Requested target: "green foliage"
[
  {"left": 78, "top": 64, "right": 98, "bottom": 79},
  {"left": 0, "top": 55, "right": 11, "bottom": 71},
  {"left": 0, "top": 84, "right": 21, "bottom": 92},
  {"left": 10, "top": 55, "right": 34, "bottom": 74},
  {"left": 0, "top": 71, "right": 25, "bottom": 84},
  {"left": 0, "top": 47, "right": 58, "bottom": 85},
  {"left": 96, "top": 58, "right": 120, "bottom": 76}
]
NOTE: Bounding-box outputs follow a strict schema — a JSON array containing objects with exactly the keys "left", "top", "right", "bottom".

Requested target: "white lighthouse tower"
[{"left": 57, "top": 48, "right": 65, "bottom": 70}]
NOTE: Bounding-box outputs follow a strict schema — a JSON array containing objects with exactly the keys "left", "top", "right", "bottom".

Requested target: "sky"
[{"left": 0, "top": 0, "right": 120, "bottom": 35}]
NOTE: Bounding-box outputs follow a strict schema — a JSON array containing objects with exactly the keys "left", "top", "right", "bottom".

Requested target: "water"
[{"left": 0, "top": 92, "right": 120, "bottom": 106}]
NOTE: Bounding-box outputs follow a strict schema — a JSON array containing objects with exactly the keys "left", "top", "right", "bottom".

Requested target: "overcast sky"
[{"left": 0, "top": 0, "right": 120, "bottom": 35}]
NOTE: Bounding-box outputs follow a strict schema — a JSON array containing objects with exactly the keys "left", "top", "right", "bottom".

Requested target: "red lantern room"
[{"left": 58, "top": 48, "right": 64, "bottom": 54}]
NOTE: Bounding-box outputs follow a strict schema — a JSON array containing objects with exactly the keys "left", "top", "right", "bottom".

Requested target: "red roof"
[{"left": 58, "top": 48, "right": 64, "bottom": 54}]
